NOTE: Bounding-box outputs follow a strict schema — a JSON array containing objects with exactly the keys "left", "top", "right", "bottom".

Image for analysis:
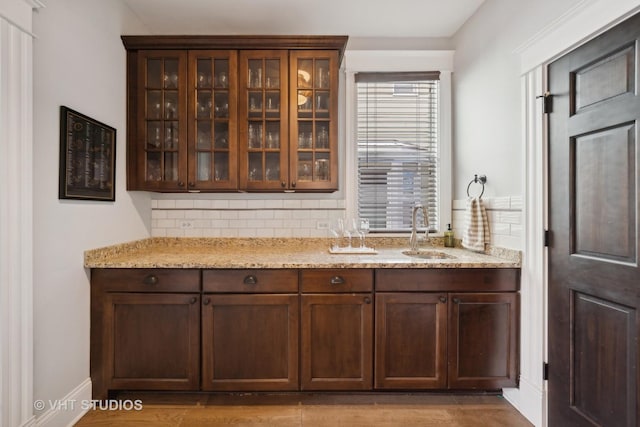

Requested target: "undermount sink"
[{"left": 402, "top": 250, "right": 457, "bottom": 260}]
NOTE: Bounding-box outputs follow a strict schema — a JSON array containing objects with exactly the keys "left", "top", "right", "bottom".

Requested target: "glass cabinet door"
[
  {"left": 239, "top": 51, "right": 288, "bottom": 190},
  {"left": 188, "top": 51, "right": 238, "bottom": 190},
  {"left": 289, "top": 51, "right": 338, "bottom": 191},
  {"left": 139, "top": 51, "right": 188, "bottom": 190}
]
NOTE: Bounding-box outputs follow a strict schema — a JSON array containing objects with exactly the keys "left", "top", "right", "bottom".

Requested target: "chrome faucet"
[{"left": 409, "top": 202, "right": 429, "bottom": 250}]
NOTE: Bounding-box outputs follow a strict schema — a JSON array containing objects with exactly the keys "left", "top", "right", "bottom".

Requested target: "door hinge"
[
  {"left": 544, "top": 230, "right": 550, "bottom": 247},
  {"left": 536, "top": 92, "right": 552, "bottom": 114},
  {"left": 543, "top": 362, "right": 549, "bottom": 380}
]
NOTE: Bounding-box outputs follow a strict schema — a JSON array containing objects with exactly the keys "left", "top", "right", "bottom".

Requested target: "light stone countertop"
[{"left": 84, "top": 237, "right": 521, "bottom": 269}]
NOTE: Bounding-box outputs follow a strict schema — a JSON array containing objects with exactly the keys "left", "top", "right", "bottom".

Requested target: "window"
[{"left": 356, "top": 72, "right": 440, "bottom": 233}]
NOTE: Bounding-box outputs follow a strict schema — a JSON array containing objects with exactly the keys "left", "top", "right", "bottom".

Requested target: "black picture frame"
[{"left": 59, "top": 106, "right": 116, "bottom": 201}]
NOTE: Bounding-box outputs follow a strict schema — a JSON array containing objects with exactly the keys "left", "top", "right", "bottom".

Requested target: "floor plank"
[{"left": 74, "top": 393, "right": 533, "bottom": 426}]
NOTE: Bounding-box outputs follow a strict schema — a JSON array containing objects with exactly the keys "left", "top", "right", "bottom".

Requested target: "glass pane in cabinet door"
[
  {"left": 147, "top": 59, "right": 162, "bottom": 88},
  {"left": 164, "top": 91, "right": 178, "bottom": 119},
  {"left": 214, "top": 59, "right": 229, "bottom": 88},
  {"left": 146, "top": 152, "right": 161, "bottom": 181},
  {"left": 214, "top": 153, "right": 229, "bottom": 181},
  {"left": 298, "top": 152, "right": 313, "bottom": 181},
  {"left": 265, "top": 59, "right": 280, "bottom": 88},
  {"left": 197, "top": 121, "right": 211, "bottom": 150},
  {"left": 248, "top": 122, "right": 262, "bottom": 149},
  {"left": 147, "top": 91, "right": 162, "bottom": 119},
  {"left": 197, "top": 152, "right": 211, "bottom": 181},
  {"left": 164, "top": 152, "right": 178, "bottom": 181},
  {"left": 315, "top": 122, "right": 329, "bottom": 149},
  {"left": 248, "top": 153, "right": 263, "bottom": 181},
  {"left": 315, "top": 91, "right": 330, "bottom": 116},
  {"left": 248, "top": 91, "right": 263, "bottom": 117},
  {"left": 315, "top": 59, "right": 330, "bottom": 89},
  {"left": 315, "top": 152, "right": 330, "bottom": 181},
  {"left": 297, "top": 90, "right": 312, "bottom": 117},
  {"left": 214, "top": 92, "right": 229, "bottom": 118},
  {"left": 265, "top": 153, "right": 280, "bottom": 181},
  {"left": 297, "top": 59, "right": 312, "bottom": 89},
  {"left": 265, "top": 91, "right": 279, "bottom": 116},
  {"left": 214, "top": 122, "right": 229, "bottom": 149},
  {"left": 297, "top": 122, "right": 312, "bottom": 149},
  {"left": 197, "top": 59, "right": 212, "bottom": 88},
  {"left": 164, "top": 122, "right": 179, "bottom": 149},
  {"left": 248, "top": 59, "right": 262, "bottom": 88},
  {"left": 163, "top": 59, "right": 179, "bottom": 89},
  {"left": 197, "top": 92, "right": 212, "bottom": 119},
  {"left": 147, "top": 121, "right": 162, "bottom": 149},
  {"left": 265, "top": 122, "right": 280, "bottom": 149}
]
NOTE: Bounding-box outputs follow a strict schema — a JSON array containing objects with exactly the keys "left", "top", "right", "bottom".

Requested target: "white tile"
[
  {"left": 247, "top": 199, "right": 266, "bottom": 209},
  {"left": 452, "top": 199, "right": 467, "bottom": 210},
  {"left": 300, "top": 200, "right": 321, "bottom": 209},
  {"left": 484, "top": 197, "right": 510, "bottom": 210},
  {"left": 276, "top": 228, "right": 293, "bottom": 238},
  {"left": 157, "top": 199, "right": 176, "bottom": 209},
  {"left": 219, "top": 228, "right": 239, "bottom": 237},
  {"left": 293, "top": 210, "right": 312, "bottom": 219},
  {"left": 238, "top": 211, "right": 256, "bottom": 220},
  {"left": 510, "top": 196, "right": 524, "bottom": 210},
  {"left": 283, "top": 200, "right": 301, "bottom": 209},
  {"left": 151, "top": 210, "right": 168, "bottom": 219},
  {"left": 186, "top": 210, "right": 205, "bottom": 219},
  {"left": 492, "top": 234, "right": 523, "bottom": 250},
  {"left": 229, "top": 200, "right": 248, "bottom": 209},
  {"left": 336, "top": 200, "right": 346, "bottom": 209},
  {"left": 255, "top": 228, "right": 275, "bottom": 237},
  {"left": 151, "top": 200, "right": 158, "bottom": 209},
  {"left": 194, "top": 199, "right": 212, "bottom": 209},
  {"left": 255, "top": 210, "right": 275, "bottom": 219},
  {"left": 202, "top": 228, "right": 221, "bottom": 237},
  {"left": 194, "top": 219, "right": 212, "bottom": 228},
  {"left": 167, "top": 210, "right": 186, "bottom": 219},
  {"left": 498, "top": 211, "right": 522, "bottom": 225},
  {"left": 292, "top": 228, "right": 310, "bottom": 237},
  {"left": 220, "top": 211, "right": 238, "bottom": 220},
  {"left": 246, "top": 219, "right": 265, "bottom": 228},
  {"left": 316, "top": 199, "right": 338, "bottom": 209},
  {"left": 229, "top": 219, "right": 248, "bottom": 228},
  {"left": 492, "top": 223, "right": 511, "bottom": 236},
  {"left": 184, "top": 228, "right": 204, "bottom": 237},
  {"left": 264, "top": 199, "right": 283, "bottom": 209},
  {"left": 211, "top": 200, "right": 230, "bottom": 209},
  {"left": 511, "top": 224, "right": 523, "bottom": 237},
  {"left": 203, "top": 210, "right": 221, "bottom": 219},
  {"left": 151, "top": 228, "right": 166, "bottom": 237},
  {"left": 299, "top": 219, "right": 317, "bottom": 229},
  {"left": 264, "top": 219, "right": 284, "bottom": 229},
  {"left": 175, "top": 200, "right": 194, "bottom": 209},
  {"left": 274, "top": 210, "right": 292, "bottom": 220},
  {"left": 166, "top": 228, "right": 185, "bottom": 237},
  {"left": 211, "top": 220, "right": 230, "bottom": 228},
  {"left": 157, "top": 219, "right": 176, "bottom": 228}
]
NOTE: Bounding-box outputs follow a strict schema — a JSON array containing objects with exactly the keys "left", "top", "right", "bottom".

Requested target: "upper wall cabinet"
[{"left": 122, "top": 36, "right": 347, "bottom": 193}]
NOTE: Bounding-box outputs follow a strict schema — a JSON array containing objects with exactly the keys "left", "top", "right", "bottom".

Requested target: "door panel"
[{"left": 548, "top": 11, "right": 640, "bottom": 427}]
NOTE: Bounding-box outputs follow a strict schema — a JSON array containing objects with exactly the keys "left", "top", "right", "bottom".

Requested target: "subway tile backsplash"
[{"left": 151, "top": 196, "right": 523, "bottom": 249}]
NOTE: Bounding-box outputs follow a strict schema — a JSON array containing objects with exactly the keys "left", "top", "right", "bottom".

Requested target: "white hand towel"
[{"left": 462, "top": 197, "right": 490, "bottom": 252}]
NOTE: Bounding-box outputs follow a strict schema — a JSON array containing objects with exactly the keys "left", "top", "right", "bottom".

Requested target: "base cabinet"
[{"left": 90, "top": 266, "right": 519, "bottom": 397}]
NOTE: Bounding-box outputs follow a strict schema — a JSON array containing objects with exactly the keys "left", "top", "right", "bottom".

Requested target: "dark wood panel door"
[
  {"left": 374, "top": 293, "right": 447, "bottom": 389},
  {"left": 548, "top": 11, "right": 640, "bottom": 426},
  {"left": 201, "top": 293, "right": 299, "bottom": 391},
  {"left": 447, "top": 292, "right": 518, "bottom": 389},
  {"left": 103, "top": 293, "right": 200, "bottom": 392},
  {"left": 301, "top": 294, "right": 373, "bottom": 390}
]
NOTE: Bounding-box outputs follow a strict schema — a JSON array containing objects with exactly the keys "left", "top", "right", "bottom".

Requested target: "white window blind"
[{"left": 356, "top": 72, "right": 440, "bottom": 233}]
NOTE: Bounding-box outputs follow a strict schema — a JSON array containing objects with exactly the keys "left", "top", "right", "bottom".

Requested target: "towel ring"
[{"left": 466, "top": 174, "right": 486, "bottom": 198}]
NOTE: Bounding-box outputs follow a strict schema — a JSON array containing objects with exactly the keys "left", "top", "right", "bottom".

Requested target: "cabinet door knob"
[
  {"left": 243, "top": 275, "right": 258, "bottom": 285},
  {"left": 143, "top": 274, "right": 158, "bottom": 285},
  {"left": 439, "top": 296, "right": 447, "bottom": 303},
  {"left": 291, "top": 181, "right": 296, "bottom": 188},
  {"left": 330, "top": 276, "right": 345, "bottom": 285},
  {"left": 453, "top": 297, "right": 461, "bottom": 304},
  {"left": 281, "top": 181, "right": 286, "bottom": 188},
  {"left": 188, "top": 182, "right": 195, "bottom": 187},
  {"left": 203, "top": 298, "right": 211, "bottom": 305},
  {"left": 190, "top": 297, "right": 198, "bottom": 304},
  {"left": 364, "top": 296, "right": 372, "bottom": 304},
  {"left": 178, "top": 181, "right": 185, "bottom": 187}
]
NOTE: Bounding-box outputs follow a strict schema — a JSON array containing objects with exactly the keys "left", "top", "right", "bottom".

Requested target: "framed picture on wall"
[{"left": 59, "top": 106, "right": 116, "bottom": 201}]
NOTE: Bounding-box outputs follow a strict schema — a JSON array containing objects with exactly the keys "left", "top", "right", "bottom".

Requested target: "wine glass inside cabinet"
[{"left": 239, "top": 51, "right": 288, "bottom": 190}]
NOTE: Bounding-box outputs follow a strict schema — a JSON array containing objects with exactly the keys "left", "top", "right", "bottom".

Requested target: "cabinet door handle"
[
  {"left": 364, "top": 296, "right": 372, "bottom": 304},
  {"left": 143, "top": 274, "right": 158, "bottom": 285},
  {"left": 281, "top": 181, "right": 286, "bottom": 188},
  {"left": 439, "top": 296, "right": 447, "bottom": 303},
  {"left": 453, "top": 297, "right": 461, "bottom": 304},
  {"left": 243, "top": 275, "right": 258, "bottom": 285},
  {"left": 291, "top": 181, "right": 296, "bottom": 188},
  {"left": 178, "top": 181, "right": 185, "bottom": 187},
  {"left": 190, "top": 297, "right": 198, "bottom": 304},
  {"left": 188, "top": 182, "right": 195, "bottom": 188},
  {"left": 330, "top": 276, "right": 345, "bottom": 285},
  {"left": 203, "top": 298, "right": 211, "bottom": 305}
]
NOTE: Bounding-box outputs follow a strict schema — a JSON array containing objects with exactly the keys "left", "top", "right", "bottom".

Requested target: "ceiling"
[{"left": 122, "top": 0, "right": 486, "bottom": 38}]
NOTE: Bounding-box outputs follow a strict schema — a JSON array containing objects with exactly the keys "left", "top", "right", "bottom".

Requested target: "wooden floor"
[{"left": 74, "top": 392, "right": 533, "bottom": 426}]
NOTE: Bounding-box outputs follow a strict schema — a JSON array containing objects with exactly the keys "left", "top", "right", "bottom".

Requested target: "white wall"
[
  {"left": 32, "top": 1, "right": 149, "bottom": 425},
  {"left": 451, "top": 0, "right": 582, "bottom": 200}
]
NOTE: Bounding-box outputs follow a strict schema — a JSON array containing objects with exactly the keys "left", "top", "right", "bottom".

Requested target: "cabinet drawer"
[
  {"left": 375, "top": 268, "right": 520, "bottom": 292},
  {"left": 301, "top": 269, "right": 373, "bottom": 293},
  {"left": 203, "top": 269, "right": 298, "bottom": 293},
  {"left": 91, "top": 269, "right": 200, "bottom": 292}
]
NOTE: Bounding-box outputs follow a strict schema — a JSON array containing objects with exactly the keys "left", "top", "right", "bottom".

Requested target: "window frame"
[{"left": 343, "top": 50, "right": 453, "bottom": 235}]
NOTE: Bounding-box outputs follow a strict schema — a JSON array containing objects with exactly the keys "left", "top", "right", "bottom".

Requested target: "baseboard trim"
[
  {"left": 35, "top": 378, "right": 92, "bottom": 427},
  {"left": 503, "top": 378, "right": 545, "bottom": 427}
]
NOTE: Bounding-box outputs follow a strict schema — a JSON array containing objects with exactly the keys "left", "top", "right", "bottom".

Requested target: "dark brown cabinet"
[
  {"left": 90, "top": 269, "right": 201, "bottom": 400},
  {"left": 201, "top": 269, "right": 299, "bottom": 391},
  {"left": 300, "top": 269, "right": 374, "bottom": 390},
  {"left": 122, "top": 36, "right": 347, "bottom": 193},
  {"left": 374, "top": 269, "right": 520, "bottom": 390}
]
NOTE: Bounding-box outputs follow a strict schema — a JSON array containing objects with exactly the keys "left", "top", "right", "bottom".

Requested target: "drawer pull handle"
[
  {"left": 439, "top": 296, "right": 447, "bottom": 303},
  {"left": 143, "top": 275, "right": 158, "bottom": 285},
  {"left": 453, "top": 297, "right": 461, "bottom": 304},
  {"left": 190, "top": 297, "right": 198, "bottom": 304},
  {"left": 243, "top": 275, "right": 258, "bottom": 285},
  {"left": 330, "top": 276, "right": 345, "bottom": 285},
  {"left": 364, "top": 296, "right": 372, "bottom": 304},
  {"left": 203, "top": 298, "right": 211, "bottom": 305}
]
